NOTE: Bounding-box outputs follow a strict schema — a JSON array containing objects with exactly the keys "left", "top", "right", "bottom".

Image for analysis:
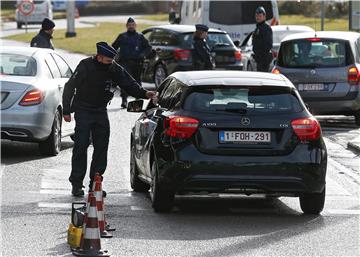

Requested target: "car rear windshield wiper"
[{"left": 214, "top": 43, "right": 231, "bottom": 47}]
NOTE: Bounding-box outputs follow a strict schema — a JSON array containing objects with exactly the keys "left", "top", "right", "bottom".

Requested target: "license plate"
[
  {"left": 219, "top": 131, "right": 271, "bottom": 144},
  {"left": 298, "top": 83, "right": 326, "bottom": 91}
]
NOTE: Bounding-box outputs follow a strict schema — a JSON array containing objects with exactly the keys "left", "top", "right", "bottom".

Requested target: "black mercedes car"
[
  {"left": 141, "top": 25, "right": 243, "bottom": 88},
  {"left": 128, "top": 71, "right": 327, "bottom": 214}
]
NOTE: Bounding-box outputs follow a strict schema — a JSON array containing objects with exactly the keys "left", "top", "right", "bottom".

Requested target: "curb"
[{"left": 347, "top": 142, "right": 360, "bottom": 154}]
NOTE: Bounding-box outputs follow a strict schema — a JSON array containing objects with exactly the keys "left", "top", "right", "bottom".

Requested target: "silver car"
[
  {"left": 1, "top": 46, "right": 74, "bottom": 155},
  {"left": 240, "top": 25, "right": 315, "bottom": 71},
  {"left": 273, "top": 31, "right": 360, "bottom": 125}
]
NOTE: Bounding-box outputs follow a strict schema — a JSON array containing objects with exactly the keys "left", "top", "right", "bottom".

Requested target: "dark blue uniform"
[
  {"left": 192, "top": 37, "right": 214, "bottom": 70},
  {"left": 252, "top": 20, "right": 273, "bottom": 72},
  {"left": 63, "top": 56, "right": 147, "bottom": 191},
  {"left": 30, "top": 30, "right": 54, "bottom": 50},
  {"left": 112, "top": 31, "right": 151, "bottom": 105}
]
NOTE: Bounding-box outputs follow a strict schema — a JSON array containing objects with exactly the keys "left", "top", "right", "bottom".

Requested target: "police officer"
[
  {"left": 112, "top": 17, "right": 152, "bottom": 108},
  {"left": 252, "top": 6, "right": 273, "bottom": 72},
  {"left": 62, "top": 42, "right": 157, "bottom": 196},
  {"left": 192, "top": 24, "right": 215, "bottom": 70},
  {"left": 30, "top": 18, "right": 55, "bottom": 49}
]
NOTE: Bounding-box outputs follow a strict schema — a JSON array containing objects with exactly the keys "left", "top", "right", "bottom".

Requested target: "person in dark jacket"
[
  {"left": 112, "top": 17, "right": 152, "bottom": 108},
  {"left": 30, "top": 18, "right": 55, "bottom": 49},
  {"left": 192, "top": 24, "right": 215, "bottom": 70},
  {"left": 252, "top": 6, "right": 273, "bottom": 72},
  {"left": 62, "top": 42, "right": 157, "bottom": 197}
]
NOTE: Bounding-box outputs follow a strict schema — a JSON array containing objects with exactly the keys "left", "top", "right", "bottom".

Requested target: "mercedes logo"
[
  {"left": 241, "top": 117, "right": 250, "bottom": 126},
  {"left": 310, "top": 69, "right": 316, "bottom": 75}
]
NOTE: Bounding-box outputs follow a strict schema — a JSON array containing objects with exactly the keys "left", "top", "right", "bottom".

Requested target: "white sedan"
[{"left": 1, "top": 46, "right": 75, "bottom": 156}]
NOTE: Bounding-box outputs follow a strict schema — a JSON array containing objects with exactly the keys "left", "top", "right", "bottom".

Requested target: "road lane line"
[{"left": 38, "top": 202, "right": 72, "bottom": 208}]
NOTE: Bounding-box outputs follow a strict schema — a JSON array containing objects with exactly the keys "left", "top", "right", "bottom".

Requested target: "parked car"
[
  {"left": 240, "top": 25, "right": 315, "bottom": 71},
  {"left": 16, "top": 0, "right": 53, "bottom": 29},
  {"left": 127, "top": 70, "right": 327, "bottom": 214},
  {"left": 272, "top": 31, "right": 360, "bottom": 125},
  {"left": 1, "top": 46, "right": 74, "bottom": 156},
  {"left": 141, "top": 25, "right": 243, "bottom": 88}
]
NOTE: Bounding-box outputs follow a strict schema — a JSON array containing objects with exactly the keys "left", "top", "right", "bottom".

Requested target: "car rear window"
[
  {"left": 183, "top": 87, "right": 303, "bottom": 115},
  {"left": 278, "top": 38, "right": 352, "bottom": 68},
  {"left": 181, "top": 33, "right": 234, "bottom": 49},
  {"left": 0, "top": 53, "right": 37, "bottom": 76}
]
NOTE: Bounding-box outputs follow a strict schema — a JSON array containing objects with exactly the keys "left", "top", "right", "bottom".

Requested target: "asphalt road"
[
  {"left": 1, "top": 95, "right": 360, "bottom": 257},
  {"left": 1, "top": 37, "right": 360, "bottom": 256}
]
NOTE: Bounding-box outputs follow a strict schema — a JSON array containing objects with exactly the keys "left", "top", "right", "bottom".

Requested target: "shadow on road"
[{"left": 1, "top": 140, "right": 73, "bottom": 165}]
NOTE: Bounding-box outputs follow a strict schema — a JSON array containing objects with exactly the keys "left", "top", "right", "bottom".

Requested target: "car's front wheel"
[
  {"left": 39, "top": 110, "right": 62, "bottom": 156},
  {"left": 299, "top": 188, "right": 325, "bottom": 215},
  {"left": 150, "top": 159, "right": 174, "bottom": 213},
  {"left": 130, "top": 142, "right": 150, "bottom": 192},
  {"left": 154, "top": 64, "right": 167, "bottom": 89}
]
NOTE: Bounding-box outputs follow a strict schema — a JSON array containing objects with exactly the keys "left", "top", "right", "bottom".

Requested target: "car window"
[
  {"left": 143, "top": 30, "right": 153, "bottom": 40},
  {"left": 278, "top": 39, "right": 351, "bottom": 68},
  {"left": 159, "top": 79, "right": 176, "bottom": 108},
  {"left": 355, "top": 38, "right": 360, "bottom": 63},
  {"left": 0, "top": 53, "right": 37, "bottom": 76},
  {"left": 209, "top": 1, "right": 273, "bottom": 25},
  {"left": 51, "top": 53, "right": 72, "bottom": 78},
  {"left": 149, "top": 29, "right": 178, "bottom": 46},
  {"left": 45, "top": 54, "right": 61, "bottom": 78},
  {"left": 181, "top": 32, "right": 234, "bottom": 49},
  {"left": 183, "top": 86, "right": 303, "bottom": 115}
]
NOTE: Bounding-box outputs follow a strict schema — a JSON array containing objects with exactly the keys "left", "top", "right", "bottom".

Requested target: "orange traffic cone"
[
  {"left": 93, "top": 176, "right": 112, "bottom": 238},
  {"left": 72, "top": 194, "right": 110, "bottom": 257},
  {"left": 93, "top": 173, "right": 116, "bottom": 233}
]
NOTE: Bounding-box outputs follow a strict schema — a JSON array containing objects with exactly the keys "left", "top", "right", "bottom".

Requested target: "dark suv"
[
  {"left": 128, "top": 71, "right": 327, "bottom": 214},
  {"left": 141, "top": 25, "right": 243, "bottom": 88}
]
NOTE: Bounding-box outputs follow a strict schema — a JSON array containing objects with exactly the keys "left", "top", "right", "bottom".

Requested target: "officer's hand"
[
  {"left": 146, "top": 91, "right": 158, "bottom": 100},
  {"left": 63, "top": 115, "right": 71, "bottom": 122}
]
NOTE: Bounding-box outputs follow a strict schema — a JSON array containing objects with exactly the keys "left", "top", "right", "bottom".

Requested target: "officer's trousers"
[
  {"left": 69, "top": 109, "right": 110, "bottom": 188},
  {"left": 120, "top": 60, "right": 142, "bottom": 100},
  {"left": 256, "top": 61, "right": 271, "bottom": 72}
]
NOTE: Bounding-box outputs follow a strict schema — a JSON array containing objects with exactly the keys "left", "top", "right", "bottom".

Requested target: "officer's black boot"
[
  {"left": 72, "top": 185, "right": 84, "bottom": 197},
  {"left": 121, "top": 97, "right": 127, "bottom": 109}
]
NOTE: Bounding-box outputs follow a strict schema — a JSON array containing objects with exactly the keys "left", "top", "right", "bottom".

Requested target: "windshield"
[
  {"left": 209, "top": 1, "right": 273, "bottom": 25},
  {"left": 181, "top": 33, "right": 234, "bottom": 49},
  {"left": 278, "top": 39, "right": 350, "bottom": 68},
  {"left": 0, "top": 53, "right": 37, "bottom": 76},
  {"left": 183, "top": 87, "right": 303, "bottom": 115}
]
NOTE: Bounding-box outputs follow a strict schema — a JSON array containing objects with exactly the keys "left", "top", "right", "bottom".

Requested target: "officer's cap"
[
  {"left": 96, "top": 42, "right": 117, "bottom": 59},
  {"left": 255, "top": 6, "right": 266, "bottom": 15},
  {"left": 127, "top": 17, "right": 135, "bottom": 24},
  {"left": 195, "top": 24, "right": 209, "bottom": 32},
  {"left": 42, "top": 18, "right": 55, "bottom": 30}
]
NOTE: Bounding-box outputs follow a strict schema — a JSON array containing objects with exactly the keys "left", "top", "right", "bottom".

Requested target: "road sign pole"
[
  {"left": 25, "top": 15, "right": 28, "bottom": 33},
  {"left": 66, "top": 0, "right": 76, "bottom": 37}
]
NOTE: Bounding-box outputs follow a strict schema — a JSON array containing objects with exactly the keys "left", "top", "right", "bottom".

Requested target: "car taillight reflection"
[
  {"left": 19, "top": 89, "right": 44, "bottom": 106},
  {"left": 272, "top": 68, "right": 281, "bottom": 74},
  {"left": 234, "top": 50, "right": 242, "bottom": 61},
  {"left": 164, "top": 116, "right": 199, "bottom": 139},
  {"left": 291, "top": 118, "right": 321, "bottom": 142},
  {"left": 173, "top": 49, "right": 191, "bottom": 61},
  {"left": 348, "top": 66, "right": 360, "bottom": 85}
]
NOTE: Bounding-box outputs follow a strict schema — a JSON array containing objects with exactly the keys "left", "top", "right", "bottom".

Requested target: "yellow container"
[{"left": 67, "top": 224, "right": 83, "bottom": 249}]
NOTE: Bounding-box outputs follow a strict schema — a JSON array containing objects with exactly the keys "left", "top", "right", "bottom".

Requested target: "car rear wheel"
[
  {"left": 299, "top": 188, "right": 325, "bottom": 215},
  {"left": 17, "top": 22, "right": 22, "bottom": 29},
  {"left": 150, "top": 159, "right": 174, "bottom": 213},
  {"left": 130, "top": 142, "right": 150, "bottom": 192},
  {"left": 354, "top": 111, "right": 360, "bottom": 126},
  {"left": 154, "top": 64, "right": 167, "bottom": 89},
  {"left": 39, "top": 110, "right": 62, "bottom": 156}
]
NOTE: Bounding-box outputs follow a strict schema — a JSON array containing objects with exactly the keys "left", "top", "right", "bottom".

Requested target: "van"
[
  {"left": 16, "top": 0, "right": 53, "bottom": 29},
  {"left": 179, "top": 0, "right": 279, "bottom": 42}
]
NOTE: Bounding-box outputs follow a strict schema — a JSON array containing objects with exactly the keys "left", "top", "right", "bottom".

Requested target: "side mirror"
[
  {"left": 127, "top": 99, "right": 145, "bottom": 112},
  {"left": 233, "top": 40, "right": 240, "bottom": 48}
]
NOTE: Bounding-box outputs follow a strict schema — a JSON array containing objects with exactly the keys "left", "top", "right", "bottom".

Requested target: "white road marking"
[
  {"left": 38, "top": 202, "right": 72, "bottom": 208},
  {"left": 325, "top": 209, "right": 360, "bottom": 215}
]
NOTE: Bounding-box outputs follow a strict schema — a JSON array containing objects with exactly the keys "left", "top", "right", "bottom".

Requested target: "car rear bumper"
[
  {"left": 1, "top": 107, "right": 53, "bottom": 141},
  {"left": 156, "top": 143, "right": 327, "bottom": 196}
]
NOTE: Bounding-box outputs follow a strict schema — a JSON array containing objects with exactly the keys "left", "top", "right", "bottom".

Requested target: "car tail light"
[
  {"left": 173, "top": 49, "right": 191, "bottom": 61},
  {"left": 348, "top": 66, "right": 360, "bottom": 85},
  {"left": 234, "top": 50, "right": 242, "bottom": 61},
  {"left": 19, "top": 89, "right": 44, "bottom": 106},
  {"left": 164, "top": 116, "right": 199, "bottom": 139},
  {"left": 272, "top": 68, "right": 281, "bottom": 74},
  {"left": 306, "top": 38, "right": 321, "bottom": 42},
  {"left": 291, "top": 118, "right": 321, "bottom": 142}
]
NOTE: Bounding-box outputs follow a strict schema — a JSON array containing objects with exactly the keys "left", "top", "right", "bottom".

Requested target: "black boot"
[
  {"left": 72, "top": 185, "right": 84, "bottom": 197},
  {"left": 121, "top": 98, "right": 127, "bottom": 108}
]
